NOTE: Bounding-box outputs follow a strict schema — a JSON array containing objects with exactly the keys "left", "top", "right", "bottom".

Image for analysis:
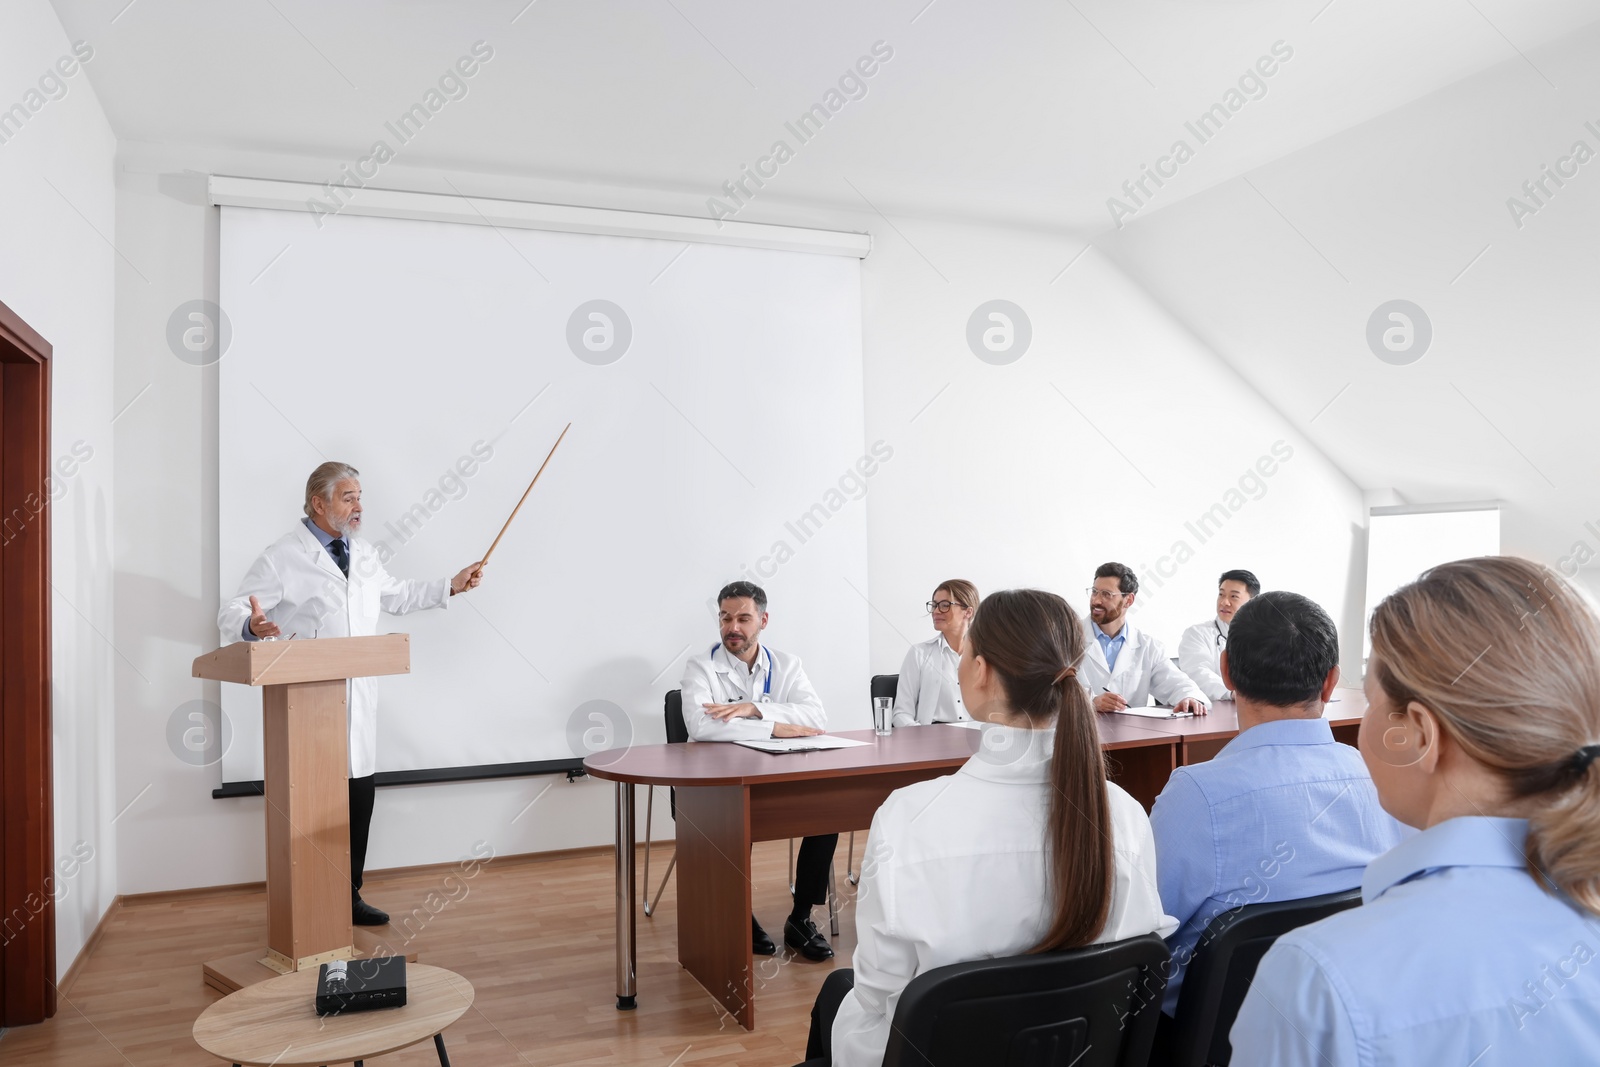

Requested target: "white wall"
[
  {"left": 1100, "top": 23, "right": 1600, "bottom": 583},
  {"left": 108, "top": 133, "right": 1367, "bottom": 893},
  {"left": 0, "top": 0, "right": 119, "bottom": 978},
  {"left": 855, "top": 215, "right": 1367, "bottom": 677}
]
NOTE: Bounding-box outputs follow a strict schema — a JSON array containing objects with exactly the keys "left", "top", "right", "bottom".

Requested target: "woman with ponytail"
[
  {"left": 1232, "top": 557, "right": 1600, "bottom": 1065},
  {"left": 802, "top": 590, "right": 1173, "bottom": 1067}
]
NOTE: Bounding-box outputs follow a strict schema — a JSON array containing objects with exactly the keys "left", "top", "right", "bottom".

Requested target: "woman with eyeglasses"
[
  {"left": 1231, "top": 557, "right": 1600, "bottom": 1065},
  {"left": 891, "top": 580, "right": 979, "bottom": 727},
  {"left": 798, "top": 589, "right": 1173, "bottom": 1067}
]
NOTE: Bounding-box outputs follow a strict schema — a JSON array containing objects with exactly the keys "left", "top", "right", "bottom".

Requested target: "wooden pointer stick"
[{"left": 481, "top": 422, "right": 571, "bottom": 566}]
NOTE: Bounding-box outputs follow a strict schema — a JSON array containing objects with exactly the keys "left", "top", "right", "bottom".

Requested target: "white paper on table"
[
  {"left": 733, "top": 735, "right": 874, "bottom": 754},
  {"left": 1112, "top": 706, "right": 1198, "bottom": 720}
]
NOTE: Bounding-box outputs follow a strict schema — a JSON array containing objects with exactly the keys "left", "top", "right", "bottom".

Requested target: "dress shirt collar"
[
  {"left": 711, "top": 641, "right": 770, "bottom": 678},
  {"left": 301, "top": 516, "right": 341, "bottom": 550},
  {"left": 963, "top": 724, "right": 1055, "bottom": 784},
  {"left": 1362, "top": 816, "right": 1530, "bottom": 904},
  {"left": 1094, "top": 624, "right": 1127, "bottom": 646},
  {"left": 1218, "top": 716, "right": 1334, "bottom": 756},
  {"left": 934, "top": 633, "right": 961, "bottom": 661}
]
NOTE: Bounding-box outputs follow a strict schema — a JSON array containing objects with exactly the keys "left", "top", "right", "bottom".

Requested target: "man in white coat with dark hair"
[
  {"left": 679, "top": 580, "right": 839, "bottom": 962},
  {"left": 218, "top": 461, "right": 484, "bottom": 925},
  {"left": 1177, "top": 568, "right": 1260, "bottom": 703},
  {"left": 1080, "top": 562, "right": 1209, "bottom": 715}
]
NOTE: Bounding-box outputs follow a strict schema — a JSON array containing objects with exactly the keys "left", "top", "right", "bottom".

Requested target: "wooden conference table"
[{"left": 583, "top": 689, "right": 1367, "bottom": 1030}]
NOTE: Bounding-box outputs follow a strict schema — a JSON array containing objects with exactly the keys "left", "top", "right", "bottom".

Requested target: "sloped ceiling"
[
  {"left": 1099, "top": 20, "right": 1600, "bottom": 568},
  {"left": 44, "top": 0, "right": 1600, "bottom": 569}
]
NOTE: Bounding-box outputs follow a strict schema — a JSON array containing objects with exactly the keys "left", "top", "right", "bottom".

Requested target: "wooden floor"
[{"left": 0, "top": 839, "right": 857, "bottom": 1066}]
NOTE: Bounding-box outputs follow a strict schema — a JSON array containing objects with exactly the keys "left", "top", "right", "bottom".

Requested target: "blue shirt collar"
[
  {"left": 1362, "top": 816, "right": 1530, "bottom": 904},
  {"left": 1218, "top": 716, "right": 1334, "bottom": 756},
  {"left": 1093, "top": 626, "right": 1127, "bottom": 649},
  {"left": 302, "top": 516, "right": 341, "bottom": 549}
]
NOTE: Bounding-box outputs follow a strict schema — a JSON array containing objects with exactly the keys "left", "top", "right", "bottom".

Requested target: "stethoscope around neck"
[
  {"left": 712, "top": 642, "right": 773, "bottom": 696},
  {"left": 1214, "top": 620, "right": 1227, "bottom": 651}
]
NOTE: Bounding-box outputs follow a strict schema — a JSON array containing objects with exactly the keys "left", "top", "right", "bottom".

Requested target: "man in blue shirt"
[
  {"left": 1148, "top": 590, "right": 1405, "bottom": 1018},
  {"left": 1081, "top": 562, "right": 1208, "bottom": 715}
]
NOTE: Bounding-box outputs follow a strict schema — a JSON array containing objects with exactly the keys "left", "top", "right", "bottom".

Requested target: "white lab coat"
[
  {"left": 1078, "top": 618, "right": 1209, "bottom": 708},
  {"left": 678, "top": 642, "right": 826, "bottom": 741},
  {"left": 831, "top": 725, "right": 1177, "bottom": 1067},
  {"left": 217, "top": 520, "right": 451, "bottom": 777},
  {"left": 891, "top": 634, "right": 969, "bottom": 727},
  {"left": 1177, "top": 617, "right": 1231, "bottom": 702}
]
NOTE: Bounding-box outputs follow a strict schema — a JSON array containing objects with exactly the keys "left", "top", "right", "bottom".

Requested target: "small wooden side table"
[{"left": 192, "top": 962, "right": 473, "bottom": 1066}]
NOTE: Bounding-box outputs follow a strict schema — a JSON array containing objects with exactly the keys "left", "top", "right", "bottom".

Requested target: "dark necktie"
[{"left": 328, "top": 538, "right": 349, "bottom": 577}]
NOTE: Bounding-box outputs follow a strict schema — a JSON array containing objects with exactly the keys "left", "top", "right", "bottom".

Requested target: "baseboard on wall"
[
  {"left": 114, "top": 841, "right": 680, "bottom": 902},
  {"left": 58, "top": 897, "right": 120, "bottom": 997},
  {"left": 355, "top": 839, "right": 677, "bottom": 880}
]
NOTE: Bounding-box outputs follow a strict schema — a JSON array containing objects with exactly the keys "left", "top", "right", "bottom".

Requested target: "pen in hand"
[{"left": 1097, "top": 686, "right": 1129, "bottom": 713}]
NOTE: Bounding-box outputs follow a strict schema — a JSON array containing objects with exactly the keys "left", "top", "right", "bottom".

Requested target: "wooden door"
[{"left": 0, "top": 297, "right": 54, "bottom": 1025}]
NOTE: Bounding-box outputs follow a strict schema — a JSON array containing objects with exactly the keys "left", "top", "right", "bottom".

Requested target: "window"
[{"left": 1363, "top": 504, "right": 1501, "bottom": 665}]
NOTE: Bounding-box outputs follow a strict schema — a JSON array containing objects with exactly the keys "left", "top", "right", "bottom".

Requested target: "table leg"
[
  {"left": 1180, "top": 736, "right": 1230, "bottom": 767},
  {"left": 675, "top": 784, "right": 755, "bottom": 1029},
  {"left": 1105, "top": 742, "right": 1178, "bottom": 812},
  {"left": 434, "top": 1032, "right": 451, "bottom": 1066},
  {"left": 615, "top": 781, "right": 638, "bottom": 1010}
]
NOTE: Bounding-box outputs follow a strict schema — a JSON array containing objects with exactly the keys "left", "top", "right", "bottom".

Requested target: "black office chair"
[
  {"left": 843, "top": 674, "right": 901, "bottom": 886},
  {"left": 1167, "top": 888, "right": 1362, "bottom": 1067},
  {"left": 881, "top": 933, "right": 1171, "bottom": 1067},
  {"left": 645, "top": 689, "right": 841, "bottom": 933},
  {"left": 642, "top": 690, "right": 688, "bottom": 917}
]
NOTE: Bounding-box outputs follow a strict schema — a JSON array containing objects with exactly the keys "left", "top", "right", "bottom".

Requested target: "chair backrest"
[
  {"left": 664, "top": 689, "right": 687, "bottom": 745},
  {"left": 1168, "top": 888, "right": 1362, "bottom": 1067},
  {"left": 882, "top": 933, "right": 1171, "bottom": 1067},
  {"left": 663, "top": 690, "right": 688, "bottom": 821},
  {"left": 870, "top": 674, "right": 899, "bottom": 702}
]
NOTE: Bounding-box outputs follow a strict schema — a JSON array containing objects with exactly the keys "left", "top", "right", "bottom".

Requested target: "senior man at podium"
[{"left": 218, "top": 461, "right": 485, "bottom": 926}]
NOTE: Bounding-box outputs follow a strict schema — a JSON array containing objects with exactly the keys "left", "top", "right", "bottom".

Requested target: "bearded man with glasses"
[{"left": 1080, "top": 562, "right": 1209, "bottom": 716}]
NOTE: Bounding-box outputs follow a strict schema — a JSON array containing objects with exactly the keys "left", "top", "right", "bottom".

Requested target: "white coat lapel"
[
  {"left": 1110, "top": 623, "right": 1142, "bottom": 685},
  {"left": 711, "top": 645, "right": 757, "bottom": 703},
  {"left": 294, "top": 520, "right": 347, "bottom": 583},
  {"left": 1081, "top": 621, "right": 1111, "bottom": 680}
]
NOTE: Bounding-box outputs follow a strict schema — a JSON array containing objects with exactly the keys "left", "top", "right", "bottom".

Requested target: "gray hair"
[{"left": 304, "top": 461, "right": 360, "bottom": 518}]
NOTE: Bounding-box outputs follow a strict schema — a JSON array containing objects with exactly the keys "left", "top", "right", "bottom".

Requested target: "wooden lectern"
[{"left": 191, "top": 634, "right": 412, "bottom": 993}]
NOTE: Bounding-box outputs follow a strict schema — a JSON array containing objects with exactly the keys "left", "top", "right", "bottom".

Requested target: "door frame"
[{"left": 0, "top": 296, "right": 55, "bottom": 1024}]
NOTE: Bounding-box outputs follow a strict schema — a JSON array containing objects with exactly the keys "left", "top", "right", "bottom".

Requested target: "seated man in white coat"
[
  {"left": 679, "top": 580, "right": 837, "bottom": 962},
  {"left": 218, "top": 461, "right": 484, "bottom": 926},
  {"left": 1081, "top": 562, "right": 1208, "bottom": 715},
  {"left": 1177, "top": 569, "right": 1259, "bottom": 702}
]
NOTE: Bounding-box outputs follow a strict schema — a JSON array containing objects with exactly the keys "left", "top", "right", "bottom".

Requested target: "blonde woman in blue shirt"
[
  {"left": 891, "top": 579, "right": 978, "bottom": 727},
  {"left": 1232, "top": 556, "right": 1600, "bottom": 1065}
]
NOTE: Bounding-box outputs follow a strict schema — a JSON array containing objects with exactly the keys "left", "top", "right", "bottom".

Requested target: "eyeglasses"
[
  {"left": 926, "top": 600, "right": 963, "bottom": 614},
  {"left": 1086, "top": 588, "right": 1126, "bottom": 602}
]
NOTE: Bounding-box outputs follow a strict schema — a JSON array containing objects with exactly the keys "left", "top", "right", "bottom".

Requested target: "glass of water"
[{"left": 872, "top": 696, "right": 893, "bottom": 737}]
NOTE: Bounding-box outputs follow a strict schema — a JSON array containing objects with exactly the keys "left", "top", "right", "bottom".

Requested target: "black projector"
[{"left": 314, "top": 956, "right": 407, "bottom": 1016}]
